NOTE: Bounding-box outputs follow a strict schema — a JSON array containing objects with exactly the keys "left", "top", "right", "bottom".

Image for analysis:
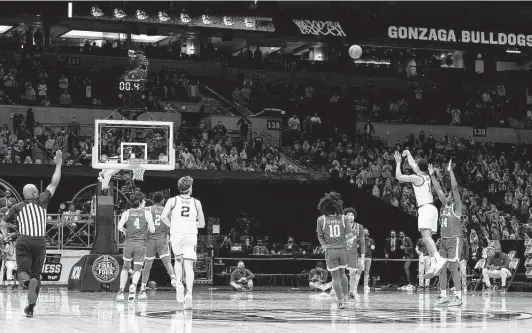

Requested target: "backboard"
[{"left": 91, "top": 119, "right": 175, "bottom": 171}]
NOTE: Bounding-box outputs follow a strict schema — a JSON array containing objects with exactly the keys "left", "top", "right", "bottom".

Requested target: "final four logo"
[{"left": 92, "top": 255, "right": 120, "bottom": 283}]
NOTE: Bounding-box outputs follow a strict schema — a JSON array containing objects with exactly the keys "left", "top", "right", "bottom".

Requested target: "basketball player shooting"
[
  {"left": 139, "top": 192, "right": 177, "bottom": 300},
  {"left": 316, "top": 192, "right": 354, "bottom": 309},
  {"left": 429, "top": 160, "right": 463, "bottom": 307},
  {"left": 161, "top": 176, "right": 205, "bottom": 310},
  {"left": 116, "top": 192, "right": 155, "bottom": 302},
  {"left": 394, "top": 150, "right": 446, "bottom": 279}
]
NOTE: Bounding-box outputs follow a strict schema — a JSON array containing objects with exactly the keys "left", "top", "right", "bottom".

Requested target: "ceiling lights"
[
  {"left": 202, "top": 14, "right": 212, "bottom": 25},
  {"left": 91, "top": 6, "right": 103, "bottom": 17},
  {"left": 61, "top": 30, "right": 167, "bottom": 43},
  {"left": 158, "top": 11, "right": 170, "bottom": 22},
  {"left": 136, "top": 10, "right": 148, "bottom": 20},
  {"left": 180, "top": 13, "right": 191, "bottom": 24},
  {"left": 114, "top": 8, "right": 126, "bottom": 19},
  {"left": 223, "top": 16, "right": 234, "bottom": 26}
]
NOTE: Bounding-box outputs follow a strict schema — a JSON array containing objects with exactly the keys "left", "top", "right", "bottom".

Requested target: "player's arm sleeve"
[
  {"left": 449, "top": 170, "right": 462, "bottom": 214},
  {"left": 308, "top": 269, "right": 316, "bottom": 281},
  {"left": 145, "top": 211, "right": 155, "bottom": 233},
  {"left": 246, "top": 269, "right": 255, "bottom": 280},
  {"left": 160, "top": 198, "right": 173, "bottom": 227},
  {"left": 316, "top": 217, "right": 325, "bottom": 247},
  {"left": 501, "top": 254, "right": 510, "bottom": 270},
  {"left": 430, "top": 174, "right": 447, "bottom": 203},
  {"left": 196, "top": 200, "right": 206, "bottom": 228},
  {"left": 406, "top": 151, "right": 420, "bottom": 174},
  {"left": 359, "top": 226, "right": 366, "bottom": 256},
  {"left": 230, "top": 270, "right": 238, "bottom": 283},
  {"left": 117, "top": 211, "right": 128, "bottom": 234},
  {"left": 395, "top": 163, "right": 422, "bottom": 184},
  {"left": 46, "top": 161, "right": 62, "bottom": 197}
]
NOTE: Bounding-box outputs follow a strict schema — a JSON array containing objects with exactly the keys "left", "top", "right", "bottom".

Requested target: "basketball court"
[{"left": 0, "top": 287, "right": 531, "bottom": 332}]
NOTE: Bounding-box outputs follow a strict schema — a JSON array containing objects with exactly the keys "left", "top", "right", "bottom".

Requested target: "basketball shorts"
[
  {"left": 417, "top": 204, "right": 438, "bottom": 233},
  {"left": 325, "top": 247, "right": 347, "bottom": 272},
  {"left": 123, "top": 242, "right": 146, "bottom": 266},
  {"left": 145, "top": 237, "right": 171, "bottom": 260},
  {"left": 439, "top": 237, "right": 461, "bottom": 262},
  {"left": 346, "top": 250, "right": 362, "bottom": 271},
  {"left": 171, "top": 233, "right": 197, "bottom": 260}
]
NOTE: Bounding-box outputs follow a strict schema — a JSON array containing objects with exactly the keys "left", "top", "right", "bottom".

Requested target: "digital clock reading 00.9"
[{"left": 118, "top": 81, "right": 146, "bottom": 92}]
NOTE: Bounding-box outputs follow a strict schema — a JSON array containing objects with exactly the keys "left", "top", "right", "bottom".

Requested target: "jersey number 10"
[{"left": 329, "top": 224, "right": 341, "bottom": 237}]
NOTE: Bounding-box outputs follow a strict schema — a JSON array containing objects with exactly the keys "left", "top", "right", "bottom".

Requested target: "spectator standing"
[
  {"left": 236, "top": 116, "right": 251, "bottom": 145},
  {"left": 67, "top": 117, "right": 80, "bottom": 155},
  {"left": 354, "top": 228, "right": 375, "bottom": 291},
  {"left": 288, "top": 115, "right": 300, "bottom": 144},
  {"left": 212, "top": 121, "right": 227, "bottom": 141},
  {"left": 384, "top": 230, "right": 401, "bottom": 286},
  {"left": 399, "top": 231, "right": 414, "bottom": 290}
]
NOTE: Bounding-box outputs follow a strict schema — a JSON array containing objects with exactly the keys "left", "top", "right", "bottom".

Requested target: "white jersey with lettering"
[
  {"left": 169, "top": 195, "right": 199, "bottom": 235},
  {"left": 413, "top": 174, "right": 434, "bottom": 207}
]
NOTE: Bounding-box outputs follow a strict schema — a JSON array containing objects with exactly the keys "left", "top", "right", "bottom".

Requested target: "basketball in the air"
[
  {"left": 348, "top": 45, "right": 363, "bottom": 59},
  {"left": 148, "top": 281, "right": 157, "bottom": 289}
]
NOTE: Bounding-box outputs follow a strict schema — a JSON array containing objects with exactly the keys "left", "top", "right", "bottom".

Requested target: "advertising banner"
[
  {"left": 41, "top": 250, "right": 90, "bottom": 285},
  {"left": 388, "top": 26, "right": 532, "bottom": 47}
]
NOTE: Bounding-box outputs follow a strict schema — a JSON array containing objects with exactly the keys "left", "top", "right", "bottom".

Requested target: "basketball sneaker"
[
  {"left": 448, "top": 296, "right": 462, "bottom": 307},
  {"left": 434, "top": 296, "right": 449, "bottom": 306},
  {"left": 116, "top": 290, "right": 125, "bottom": 302},
  {"left": 184, "top": 294, "right": 193, "bottom": 310},
  {"left": 128, "top": 284, "right": 136, "bottom": 302},
  {"left": 24, "top": 304, "right": 34, "bottom": 318},
  {"left": 338, "top": 296, "right": 349, "bottom": 309},
  {"left": 176, "top": 283, "right": 185, "bottom": 303},
  {"left": 138, "top": 289, "right": 147, "bottom": 300}
]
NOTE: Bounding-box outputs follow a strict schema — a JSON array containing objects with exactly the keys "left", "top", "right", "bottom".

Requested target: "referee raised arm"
[{"left": 0, "top": 150, "right": 62, "bottom": 318}]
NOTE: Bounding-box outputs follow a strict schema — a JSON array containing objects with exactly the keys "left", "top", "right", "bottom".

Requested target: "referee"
[{"left": 0, "top": 150, "right": 62, "bottom": 318}]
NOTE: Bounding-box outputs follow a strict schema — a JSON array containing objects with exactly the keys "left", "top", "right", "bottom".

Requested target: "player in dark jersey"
[
  {"left": 429, "top": 160, "right": 463, "bottom": 307},
  {"left": 116, "top": 192, "right": 155, "bottom": 302},
  {"left": 344, "top": 207, "right": 365, "bottom": 298},
  {"left": 139, "top": 192, "right": 176, "bottom": 299},
  {"left": 316, "top": 192, "right": 354, "bottom": 309}
]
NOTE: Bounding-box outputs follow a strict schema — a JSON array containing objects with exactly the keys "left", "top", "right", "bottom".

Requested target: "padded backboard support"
[{"left": 92, "top": 119, "right": 175, "bottom": 171}]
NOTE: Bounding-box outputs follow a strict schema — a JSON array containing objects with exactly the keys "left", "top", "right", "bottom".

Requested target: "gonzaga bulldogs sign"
[{"left": 388, "top": 25, "right": 532, "bottom": 47}]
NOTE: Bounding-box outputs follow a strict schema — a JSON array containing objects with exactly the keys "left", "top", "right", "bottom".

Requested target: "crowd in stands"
[{"left": 286, "top": 116, "right": 532, "bottom": 242}]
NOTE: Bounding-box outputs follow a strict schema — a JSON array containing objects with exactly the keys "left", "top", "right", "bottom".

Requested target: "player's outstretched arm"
[
  {"left": 46, "top": 151, "right": 63, "bottom": 196},
  {"left": 448, "top": 160, "right": 462, "bottom": 215},
  {"left": 403, "top": 150, "right": 420, "bottom": 174},
  {"left": 395, "top": 151, "right": 421, "bottom": 184},
  {"left": 117, "top": 210, "right": 128, "bottom": 234},
  {"left": 429, "top": 164, "right": 447, "bottom": 203},
  {"left": 160, "top": 197, "right": 174, "bottom": 227},
  {"left": 196, "top": 200, "right": 206, "bottom": 228}
]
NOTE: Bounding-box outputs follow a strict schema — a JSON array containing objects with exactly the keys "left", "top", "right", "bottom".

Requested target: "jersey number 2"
[
  {"left": 329, "top": 224, "right": 341, "bottom": 237},
  {"left": 154, "top": 214, "right": 161, "bottom": 226},
  {"left": 181, "top": 206, "right": 190, "bottom": 217}
]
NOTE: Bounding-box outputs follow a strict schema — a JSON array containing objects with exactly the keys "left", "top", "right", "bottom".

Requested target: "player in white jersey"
[
  {"left": 394, "top": 150, "right": 446, "bottom": 279},
  {"left": 161, "top": 176, "right": 205, "bottom": 310}
]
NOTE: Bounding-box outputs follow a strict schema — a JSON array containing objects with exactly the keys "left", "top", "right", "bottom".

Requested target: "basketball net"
[
  {"left": 292, "top": 19, "right": 346, "bottom": 37},
  {"left": 130, "top": 159, "right": 146, "bottom": 181}
]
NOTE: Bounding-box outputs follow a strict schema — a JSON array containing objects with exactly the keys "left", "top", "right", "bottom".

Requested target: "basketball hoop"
[{"left": 130, "top": 159, "right": 146, "bottom": 181}]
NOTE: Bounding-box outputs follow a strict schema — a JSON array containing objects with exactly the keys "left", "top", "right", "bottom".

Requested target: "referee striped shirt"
[{"left": 3, "top": 190, "right": 52, "bottom": 238}]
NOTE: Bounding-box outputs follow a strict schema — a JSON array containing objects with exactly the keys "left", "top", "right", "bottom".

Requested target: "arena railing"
[{"left": 45, "top": 214, "right": 95, "bottom": 250}]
